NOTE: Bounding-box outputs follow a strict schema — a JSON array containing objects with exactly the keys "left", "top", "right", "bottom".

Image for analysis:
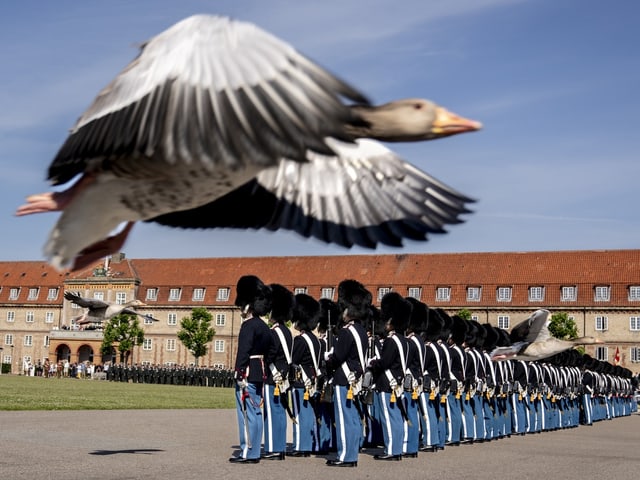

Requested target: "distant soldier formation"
[
  {"left": 228, "top": 275, "right": 639, "bottom": 466},
  {"left": 105, "top": 363, "right": 235, "bottom": 387}
]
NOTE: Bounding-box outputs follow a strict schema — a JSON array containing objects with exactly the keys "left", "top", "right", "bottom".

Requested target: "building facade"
[{"left": 1, "top": 249, "right": 640, "bottom": 373}]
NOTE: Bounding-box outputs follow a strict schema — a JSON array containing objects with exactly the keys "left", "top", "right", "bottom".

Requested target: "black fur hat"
[
  {"left": 270, "top": 284, "right": 294, "bottom": 324},
  {"left": 405, "top": 297, "right": 428, "bottom": 334},
  {"left": 293, "top": 293, "right": 320, "bottom": 331},
  {"left": 423, "top": 308, "right": 444, "bottom": 341},
  {"left": 470, "top": 321, "right": 486, "bottom": 348},
  {"left": 318, "top": 298, "right": 340, "bottom": 333},
  {"left": 482, "top": 324, "right": 500, "bottom": 351},
  {"left": 380, "top": 292, "right": 412, "bottom": 333},
  {"left": 450, "top": 315, "right": 468, "bottom": 345},
  {"left": 436, "top": 309, "right": 453, "bottom": 342},
  {"left": 235, "top": 275, "right": 272, "bottom": 316},
  {"left": 337, "top": 279, "right": 372, "bottom": 322}
]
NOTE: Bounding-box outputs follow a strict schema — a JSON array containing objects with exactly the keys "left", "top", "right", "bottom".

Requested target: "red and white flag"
[{"left": 613, "top": 347, "right": 620, "bottom": 365}]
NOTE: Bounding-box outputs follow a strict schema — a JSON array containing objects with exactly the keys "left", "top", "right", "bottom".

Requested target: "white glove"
[
  {"left": 389, "top": 378, "right": 398, "bottom": 389},
  {"left": 366, "top": 357, "right": 376, "bottom": 368},
  {"left": 347, "top": 371, "right": 356, "bottom": 384},
  {"left": 272, "top": 371, "right": 283, "bottom": 384},
  {"left": 237, "top": 378, "right": 248, "bottom": 389},
  {"left": 323, "top": 348, "right": 334, "bottom": 362}
]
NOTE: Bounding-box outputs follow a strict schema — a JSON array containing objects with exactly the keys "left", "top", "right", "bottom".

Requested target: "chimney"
[{"left": 111, "top": 252, "right": 126, "bottom": 264}]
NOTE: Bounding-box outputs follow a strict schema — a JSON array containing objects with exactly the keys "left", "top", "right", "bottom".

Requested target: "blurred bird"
[
  {"left": 16, "top": 14, "right": 482, "bottom": 271},
  {"left": 490, "top": 309, "right": 601, "bottom": 361},
  {"left": 64, "top": 291, "right": 155, "bottom": 325}
]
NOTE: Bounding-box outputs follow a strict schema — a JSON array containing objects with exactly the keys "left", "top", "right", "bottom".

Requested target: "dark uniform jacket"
[
  {"left": 326, "top": 321, "right": 368, "bottom": 386},
  {"left": 371, "top": 331, "right": 408, "bottom": 392},
  {"left": 291, "top": 331, "right": 323, "bottom": 389},
  {"left": 265, "top": 323, "right": 293, "bottom": 385},
  {"left": 234, "top": 315, "right": 273, "bottom": 383}
]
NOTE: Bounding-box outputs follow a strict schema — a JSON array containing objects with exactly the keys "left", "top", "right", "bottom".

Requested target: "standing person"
[
  {"left": 262, "top": 284, "right": 294, "bottom": 461},
  {"left": 316, "top": 299, "right": 339, "bottom": 454},
  {"left": 229, "top": 275, "right": 274, "bottom": 464},
  {"left": 324, "top": 279, "right": 370, "bottom": 468},
  {"left": 288, "top": 293, "right": 323, "bottom": 457},
  {"left": 369, "top": 292, "right": 412, "bottom": 461}
]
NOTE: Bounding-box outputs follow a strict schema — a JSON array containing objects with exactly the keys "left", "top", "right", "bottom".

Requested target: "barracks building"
[{"left": 1, "top": 249, "right": 640, "bottom": 373}]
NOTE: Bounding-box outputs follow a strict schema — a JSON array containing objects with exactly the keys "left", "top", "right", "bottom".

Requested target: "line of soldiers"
[
  {"left": 228, "top": 275, "right": 639, "bottom": 466},
  {"left": 105, "top": 363, "right": 235, "bottom": 387}
]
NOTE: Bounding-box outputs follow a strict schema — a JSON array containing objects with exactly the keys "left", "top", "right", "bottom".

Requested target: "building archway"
[
  {"left": 56, "top": 344, "right": 71, "bottom": 363},
  {"left": 77, "top": 344, "right": 94, "bottom": 363}
]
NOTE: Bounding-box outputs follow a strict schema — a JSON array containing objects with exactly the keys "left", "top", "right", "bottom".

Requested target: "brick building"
[{"left": 1, "top": 249, "right": 639, "bottom": 373}]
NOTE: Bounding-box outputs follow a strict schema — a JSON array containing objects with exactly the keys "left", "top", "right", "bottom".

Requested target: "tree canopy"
[
  {"left": 177, "top": 307, "right": 216, "bottom": 365},
  {"left": 548, "top": 312, "right": 579, "bottom": 340},
  {"left": 101, "top": 313, "right": 145, "bottom": 365}
]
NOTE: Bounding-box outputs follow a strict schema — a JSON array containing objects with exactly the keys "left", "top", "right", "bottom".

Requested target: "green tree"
[
  {"left": 101, "top": 313, "right": 145, "bottom": 365},
  {"left": 457, "top": 309, "right": 472, "bottom": 321},
  {"left": 548, "top": 312, "right": 579, "bottom": 340},
  {"left": 177, "top": 307, "right": 216, "bottom": 366}
]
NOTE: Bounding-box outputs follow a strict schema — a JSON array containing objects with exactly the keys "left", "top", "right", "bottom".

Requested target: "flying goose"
[
  {"left": 489, "top": 309, "right": 602, "bottom": 361},
  {"left": 64, "top": 291, "right": 156, "bottom": 325},
  {"left": 16, "top": 15, "right": 482, "bottom": 271}
]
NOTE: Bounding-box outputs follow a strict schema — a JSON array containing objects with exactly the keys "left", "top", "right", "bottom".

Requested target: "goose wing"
[
  {"left": 147, "top": 138, "right": 474, "bottom": 248},
  {"left": 47, "top": 15, "right": 369, "bottom": 186},
  {"left": 64, "top": 291, "right": 109, "bottom": 311},
  {"left": 510, "top": 309, "right": 551, "bottom": 344}
]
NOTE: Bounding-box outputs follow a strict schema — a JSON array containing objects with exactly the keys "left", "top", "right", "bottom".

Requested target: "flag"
[{"left": 613, "top": 347, "right": 620, "bottom": 365}]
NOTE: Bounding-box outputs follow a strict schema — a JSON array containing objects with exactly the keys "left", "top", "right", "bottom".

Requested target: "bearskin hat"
[
  {"left": 269, "top": 284, "right": 294, "bottom": 324},
  {"left": 235, "top": 275, "right": 272, "bottom": 316},
  {"left": 436, "top": 309, "right": 453, "bottom": 342},
  {"left": 495, "top": 326, "right": 512, "bottom": 348},
  {"left": 318, "top": 298, "right": 340, "bottom": 334},
  {"left": 482, "top": 324, "right": 500, "bottom": 351},
  {"left": 337, "top": 279, "right": 372, "bottom": 322},
  {"left": 380, "top": 292, "right": 412, "bottom": 333},
  {"left": 292, "top": 293, "right": 320, "bottom": 331},
  {"left": 421, "top": 308, "right": 444, "bottom": 342},
  {"left": 405, "top": 297, "right": 428, "bottom": 334}
]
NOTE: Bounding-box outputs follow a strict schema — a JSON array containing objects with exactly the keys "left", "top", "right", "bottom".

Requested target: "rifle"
[
  {"left": 319, "top": 310, "right": 334, "bottom": 403},
  {"left": 360, "top": 315, "right": 375, "bottom": 405}
]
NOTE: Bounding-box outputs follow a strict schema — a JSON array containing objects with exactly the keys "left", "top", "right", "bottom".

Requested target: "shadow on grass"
[{"left": 89, "top": 448, "right": 164, "bottom": 456}]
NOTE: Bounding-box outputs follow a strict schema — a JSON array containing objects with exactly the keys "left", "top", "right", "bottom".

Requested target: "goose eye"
[{"left": 414, "top": 103, "right": 423, "bottom": 110}]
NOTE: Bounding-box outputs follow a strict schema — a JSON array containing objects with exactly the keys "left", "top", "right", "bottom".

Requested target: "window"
[
  {"left": 528, "top": 286, "right": 544, "bottom": 302},
  {"left": 630, "top": 347, "right": 640, "bottom": 363},
  {"left": 497, "top": 315, "right": 510, "bottom": 329},
  {"left": 594, "top": 286, "right": 610, "bottom": 302},
  {"left": 561, "top": 286, "right": 577, "bottom": 302},
  {"left": 217, "top": 287, "right": 230, "bottom": 301},
  {"left": 47, "top": 288, "right": 59, "bottom": 300},
  {"left": 7, "top": 311, "right": 15, "bottom": 323},
  {"left": 169, "top": 288, "right": 181, "bottom": 301},
  {"left": 595, "top": 346, "right": 608, "bottom": 361},
  {"left": 470, "top": 315, "right": 479, "bottom": 322},
  {"left": 144, "top": 314, "right": 154, "bottom": 325},
  {"left": 9, "top": 288, "right": 19, "bottom": 300},
  {"left": 5, "top": 334, "right": 13, "bottom": 345},
  {"left": 142, "top": 338, "right": 152, "bottom": 351},
  {"left": 595, "top": 316, "right": 608, "bottom": 331},
  {"left": 214, "top": 340, "right": 225, "bottom": 353},
  {"left": 467, "top": 287, "right": 481, "bottom": 302},
  {"left": 320, "top": 287, "right": 335, "bottom": 300},
  {"left": 93, "top": 291, "right": 104, "bottom": 301},
  {"left": 377, "top": 287, "right": 391, "bottom": 301},
  {"left": 2, "top": 355, "right": 11, "bottom": 365},
  {"left": 436, "top": 287, "right": 451, "bottom": 302},
  {"left": 193, "top": 288, "right": 205, "bottom": 301},
  {"left": 407, "top": 287, "right": 422, "bottom": 300},
  {"left": 630, "top": 317, "right": 640, "bottom": 331},
  {"left": 44, "top": 336, "right": 50, "bottom": 347},
  {"left": 27, "top": 288, "right": 39, "bottom": 300},
  {"left": 166, "top": 339, "right": 176, "bottom": 351},
  {"left": 215, "top": 313, "right": 226, "bottom": 327},
  {"left": 168, "top": 313, "right": 177, "bottom": 326},
  {"left": 115, "top": 292, "right": 127, "bottom": 305},
  {"left": 146, "top": 288, "right": 158, "bottom": 301},
  {"left": 629, "top": 286, "right": 640, "bottom": 301},
  {"left": 294, "top": 287, "right": 307, "bottom": 295},
  {"left": 25, "top": 312, "right": 34, "bottom": 323},
  {"left": 24, "top": 335, "right": 33, "bottom": 346},
  {"left": 45, "top": 312, "right": 54, "bottom": 323},
  {"left": 497, "top": 287, "right": 512, "bottom": 302}
]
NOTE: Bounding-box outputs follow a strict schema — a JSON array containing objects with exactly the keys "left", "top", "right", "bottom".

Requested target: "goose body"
[
  {"left": 64, "top": 291, "right": 154, "bottom": 325},
  {"left": 16, "top": 15, "right": 481, "bottom": 271},
  {"left": 490, "top": 309, "right": 601, "bottom": 361}
]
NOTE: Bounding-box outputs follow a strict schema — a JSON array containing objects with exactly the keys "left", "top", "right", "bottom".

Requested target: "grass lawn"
[{"left": 0, "top": 375, "right": 236, "bottom": 410}]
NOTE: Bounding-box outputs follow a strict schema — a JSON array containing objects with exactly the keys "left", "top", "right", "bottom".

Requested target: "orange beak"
[{"left": 432, "top": 107, "right": 483, "bottom": 137}]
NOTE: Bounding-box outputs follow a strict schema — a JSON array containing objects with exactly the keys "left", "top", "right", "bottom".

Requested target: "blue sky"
[{"left": 1, "top": 0, "right": 638, "bottom": 263}]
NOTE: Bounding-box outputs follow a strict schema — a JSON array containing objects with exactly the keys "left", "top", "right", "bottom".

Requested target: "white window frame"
[
  {"left": 497, "top": 315, "right": 510, "bottom": 330},
  {"left": 594, "top": 286, "right": 610, "bottom": 302},
  {"left": 216, "top": 287, "right": 230, "bottom": 301},
  {"left": 115, "top": 292, "right": 127, "bottom": 305},
  {"left": 25, "top": 312, "right": 35, "bottom": 323},
  {"left": 561, "top": 286, "right": 577, "bottom": 302},
  {"left": 142, "top": 338, "right": 152, "bottom": 351},
  {"left": 215, "top": 313, "right": 226, "bottom": 327},
  {"left": 44, "top": 336, "right": 50, "bottom": 347},
  {"left": 629, "top": 286, "right": 640, "bottom": 301},
  {"left": 9, "top": 288, "right": 19, "bottom": 300},
  {"left": 5, "top": 334, "right": 13, "bottom": 345},
  {"left": 528, "top": 286, "right": 544, "bottom": 302},
  {"left": 7, "top": 311, "right": 15, "bottom": 323},
  {"left": 24, "top": 335, "right": 33, "bottom": 347},
  {"left": 294, "top": 287, "right": 307, "bottom": 295},
  {"left": 407, "top": 287, "right": 422, "bottom": 300},
  {"left": 467, "top": 286, "right": 481, "bottom": 302},
  {"left": 595, "top": 346, "right": 608, "bottom": 361},
  {"left": 45, "top": 312, "right": 54, "bottom": 324},
  {"left": 630, "top": 316, "right": 640, "bottom": 331},
  {"left": 47, "top": 288, "right": 59, "bottom": 300},
  {"left": 214, "top": 340, "right": 225, "bottom": 353},
  {"left": 144, "top": 314, "right": 154, "bottom": 325},
  {"left": 377, "top": 287, "right": 391, "bottom": 302},
  {"left": 470, "top": 315, "right": 479, "bottom": 322},
  {"left": 166, "top": 339, "right": 176, "bottom": 351},
  {"left": 169, "top": 288, "right": 181, "bottom": 301},
  {"left": 320, "top": 287, "right": 335, "bottom": 300},
  {"left": 27, "top": 288, "right": 39, "bottom": 300},
  {"left": 192, "top": 288, "right": 206, "bottom": 301},
  {"left": 145, "top": 288, "right": 158, "bottom": 301},
  {"left": 167, "top": 313, "right": 177, "bottom": 326},
  {"left": 630, "top": 347, "right": 640, "bottom": 363},
  {"left": 595, "top": 315, "right": 608, "bottom": 331},
  {"left": 497, "top": 287, "right": 512, "bottom": 302},
  {"left": 436, "top": 287, "right": 451, "bottom": 302}
]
